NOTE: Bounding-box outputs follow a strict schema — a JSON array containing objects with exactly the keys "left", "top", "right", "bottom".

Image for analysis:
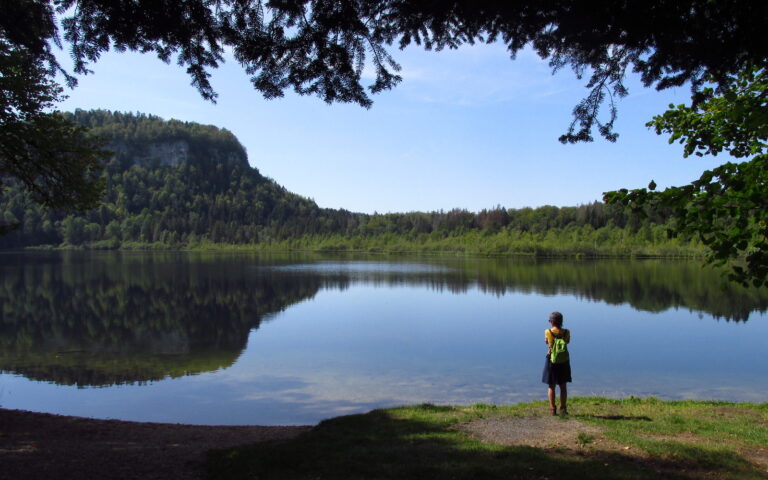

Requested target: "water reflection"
[
  {"left": 0, "top": 252, "right": 765, "bottom": 390},
  {"left": 0, "top": 252, "right": 325, "bottom": 387},
  {"left": 270, "top": 256, "right": 767, "bottom": 321}
]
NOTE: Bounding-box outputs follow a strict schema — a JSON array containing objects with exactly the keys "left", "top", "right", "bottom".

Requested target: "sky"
[{"left": 55, "top": 42, "right": 724, "bottom": 214}]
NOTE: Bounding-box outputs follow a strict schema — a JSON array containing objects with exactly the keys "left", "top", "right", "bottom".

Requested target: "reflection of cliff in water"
[{"left": 0, "top": 253, "right": 332, "bottom": 387}]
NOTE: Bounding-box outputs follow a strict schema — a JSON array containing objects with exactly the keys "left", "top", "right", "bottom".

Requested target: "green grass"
[
  {"left": 576, "top": 432, "right": 596, "bottom": 447},
  {"left": 206, "top": 397, "right": 768, "bottom": 480}
]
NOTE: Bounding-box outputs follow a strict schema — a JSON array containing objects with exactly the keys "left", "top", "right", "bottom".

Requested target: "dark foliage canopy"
[
  {"left": 1, "top": 2, "right": 107, "bottom": 220},
  {"left": 4, "top": 0, "right": 767, "bottom": 142},
  {"left": 2, "top": 1, "right": 767, "bottom": 283}
]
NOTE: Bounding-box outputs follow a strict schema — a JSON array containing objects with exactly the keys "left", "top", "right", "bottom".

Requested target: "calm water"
[{"left": 0, "top": 251, "right": 766, "bottom": 425}]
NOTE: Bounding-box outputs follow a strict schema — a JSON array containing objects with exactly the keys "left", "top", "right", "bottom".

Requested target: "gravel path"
[{"left": 0, "top": 408, "right": 311, "bottom": 480}]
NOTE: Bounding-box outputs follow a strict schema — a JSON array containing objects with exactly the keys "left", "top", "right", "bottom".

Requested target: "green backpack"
[{"left": 549, "top": 329, "right": 569, "bottom": 364}]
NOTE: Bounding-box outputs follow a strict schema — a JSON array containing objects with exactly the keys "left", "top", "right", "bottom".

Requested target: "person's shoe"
[
  {"left": 550, "top": 406, "right": 557, "bottom": 416},
  {"left": 560, "top": 406, "right": 568, "bottom": 416}
]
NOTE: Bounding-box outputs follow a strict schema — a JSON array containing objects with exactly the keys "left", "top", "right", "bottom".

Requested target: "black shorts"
[{"left": 542, "top": 355, "right": 572, "bottom": 386}]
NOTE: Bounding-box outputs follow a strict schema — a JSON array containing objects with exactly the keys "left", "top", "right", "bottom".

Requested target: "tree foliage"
[
  {"left": 605, "top": 67, "right": 768, "bottom": 286},
  {"left": 0, "top": 110, "right": 352, "bottom": 247},
  {"left": 0, "top": 34, "right": 107, "bottom": 225},
  {"left": 1, "top": 110, "right": 701, "bottom": 259},
  {"left": 5, "top": 1, "right": 768, "bottom": 141},
  {"left": 2, "top": 1, "right": 767, "bottom": 278}
]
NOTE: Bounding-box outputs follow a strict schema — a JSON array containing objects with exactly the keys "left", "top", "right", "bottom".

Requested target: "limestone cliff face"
[
  {"left": 143, "top": 140, "right": 191, "bottom": 167},
  {"left": 107, "top": 136, "right": 250, "bottom": 171}
]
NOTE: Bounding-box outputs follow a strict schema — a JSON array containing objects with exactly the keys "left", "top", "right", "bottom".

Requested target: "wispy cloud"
[{"left": 384, "top": 43, "right": 578, "bottom": 107}]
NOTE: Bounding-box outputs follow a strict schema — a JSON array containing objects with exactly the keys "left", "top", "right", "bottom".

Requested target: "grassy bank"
[
  {"left": 245, "top": 231, "right": 705, "bottom": 258},
  {"left": 28, "top": 229, "right": 708, "bottom": 259},
  {"left": 206, "top": 397, "right": 768, "bottom": 480}
]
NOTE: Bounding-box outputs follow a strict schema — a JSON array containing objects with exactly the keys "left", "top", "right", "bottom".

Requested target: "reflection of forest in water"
[
  {"left": 284, "top": 255, "right": 767, "bottom": 321},
  {"left": 0, "top": 252, "right": 333, "bottom": 387},
  {"left": 1, "top": 252, "right": 765, "bottom": 387},
  {"left": 425, "top": 257, "right": 768, "bottom": 322}
]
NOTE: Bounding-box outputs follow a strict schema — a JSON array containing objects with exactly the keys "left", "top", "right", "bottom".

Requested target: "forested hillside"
[
  {"left": 0, "top": 110, "right": 353, "bottom": 248},
  {"left": 0, "top": 110, "right": 701, "bottom": 256}
]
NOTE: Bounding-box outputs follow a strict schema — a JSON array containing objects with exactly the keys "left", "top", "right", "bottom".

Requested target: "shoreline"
[
  {"left": 4, "top": 398, "right": 767, "bottom": 480},
  {"left": 21, "top": 243, "right": 706, "bottom": 260},
  {"left": 0, "top": 407, "right": 310, "bottom": 480}
]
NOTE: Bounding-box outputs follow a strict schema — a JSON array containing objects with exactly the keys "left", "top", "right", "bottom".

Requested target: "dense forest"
[{"left": 0, "top": 110, "right": 702, "bottom": 256}]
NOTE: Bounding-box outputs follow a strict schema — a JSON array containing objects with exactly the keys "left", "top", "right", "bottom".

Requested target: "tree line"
[
  {"left": 0, "top": 110, "right": 699, "bottom": 256},
  {"left": 3, "top": 1, "right": 764, "bottom": 284}
]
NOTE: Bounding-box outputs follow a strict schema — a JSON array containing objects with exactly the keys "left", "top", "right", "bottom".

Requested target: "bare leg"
[
  {"left": 559, "top": 383, "right": 568, "bottom": 414},
  {"left": 548, "top": 386, "right": 556, "bottom": 414}
]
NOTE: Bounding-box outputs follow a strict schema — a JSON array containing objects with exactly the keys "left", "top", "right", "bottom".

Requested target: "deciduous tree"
[
  {"left": 605, "top": 66, "right": 768, "bottom": 286},
  {"left": 1, "top": 31, "right": 107, "bottom": 225}
]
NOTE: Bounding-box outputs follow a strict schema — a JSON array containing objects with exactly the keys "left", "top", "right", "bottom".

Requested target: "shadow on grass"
[
  {"left": 576, "top": 414, "right": 653, "bottom": 421},
  {"left": 205, "top": 407, "right": 766, "bottom": 480}
]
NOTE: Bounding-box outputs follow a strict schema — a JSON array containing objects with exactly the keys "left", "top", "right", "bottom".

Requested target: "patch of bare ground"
[
  {"left": 713, "top": 406, "right": 756, "bottom": 419},
  {"left": 457, "top": 415, "right": 607, "bottom": 450},
  {"left": 746, "top": 447, "right": 768, "bottom": 473},
  {"left": 459, "top": 414, "right": 768, "bottom": 479},
  {"left": 0, "top": 408, "right": 311, "bottom": 480}
]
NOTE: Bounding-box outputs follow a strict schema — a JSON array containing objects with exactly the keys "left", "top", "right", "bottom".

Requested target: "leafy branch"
[{"left": 605, "top": 66, "right": 768, "bottom": 286}]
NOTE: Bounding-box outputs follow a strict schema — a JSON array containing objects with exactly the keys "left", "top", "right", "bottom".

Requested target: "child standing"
[{"left": 541, "top": 311, "right": 572, "bottom": 415}]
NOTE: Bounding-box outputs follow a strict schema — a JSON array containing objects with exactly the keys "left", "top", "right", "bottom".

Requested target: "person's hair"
[{"left": 549, "top": 311, "right": 564, "bottom": 327}]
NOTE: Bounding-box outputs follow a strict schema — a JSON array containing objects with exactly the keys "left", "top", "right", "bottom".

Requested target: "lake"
[{"left": 0, "top": 251, "right": 766, "bottom": 425}]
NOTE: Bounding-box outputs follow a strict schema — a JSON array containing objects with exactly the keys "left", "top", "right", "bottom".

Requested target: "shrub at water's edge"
[{"left": 240, "top": 229, "right": 704, "bottom": 258}]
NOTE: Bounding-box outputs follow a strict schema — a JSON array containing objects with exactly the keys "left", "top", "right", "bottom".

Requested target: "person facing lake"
[{"left": 542, "top": 311, "right": 572, "bottom": 415}]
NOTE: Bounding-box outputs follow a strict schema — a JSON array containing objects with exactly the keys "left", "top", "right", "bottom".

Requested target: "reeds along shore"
[
  {"left": 245, "top": 227, "right": 704, "bottom": 257},
  {"left": 48, "top": 225, "right": 706, "bottom": 258}
]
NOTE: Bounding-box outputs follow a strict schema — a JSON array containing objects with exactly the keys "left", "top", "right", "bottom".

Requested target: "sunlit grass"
[{"left": 206, "top": 397, "right": 768, "bottom": 480}]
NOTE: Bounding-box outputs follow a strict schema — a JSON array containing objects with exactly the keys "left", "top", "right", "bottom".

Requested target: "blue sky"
[{"left": 55, "top": 42, "right": 723, "bottom": 214}]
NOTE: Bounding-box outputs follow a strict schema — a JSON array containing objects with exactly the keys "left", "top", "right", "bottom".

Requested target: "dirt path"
[{"left": 0, "top": 409, "right": 310, "bottom": 480}]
